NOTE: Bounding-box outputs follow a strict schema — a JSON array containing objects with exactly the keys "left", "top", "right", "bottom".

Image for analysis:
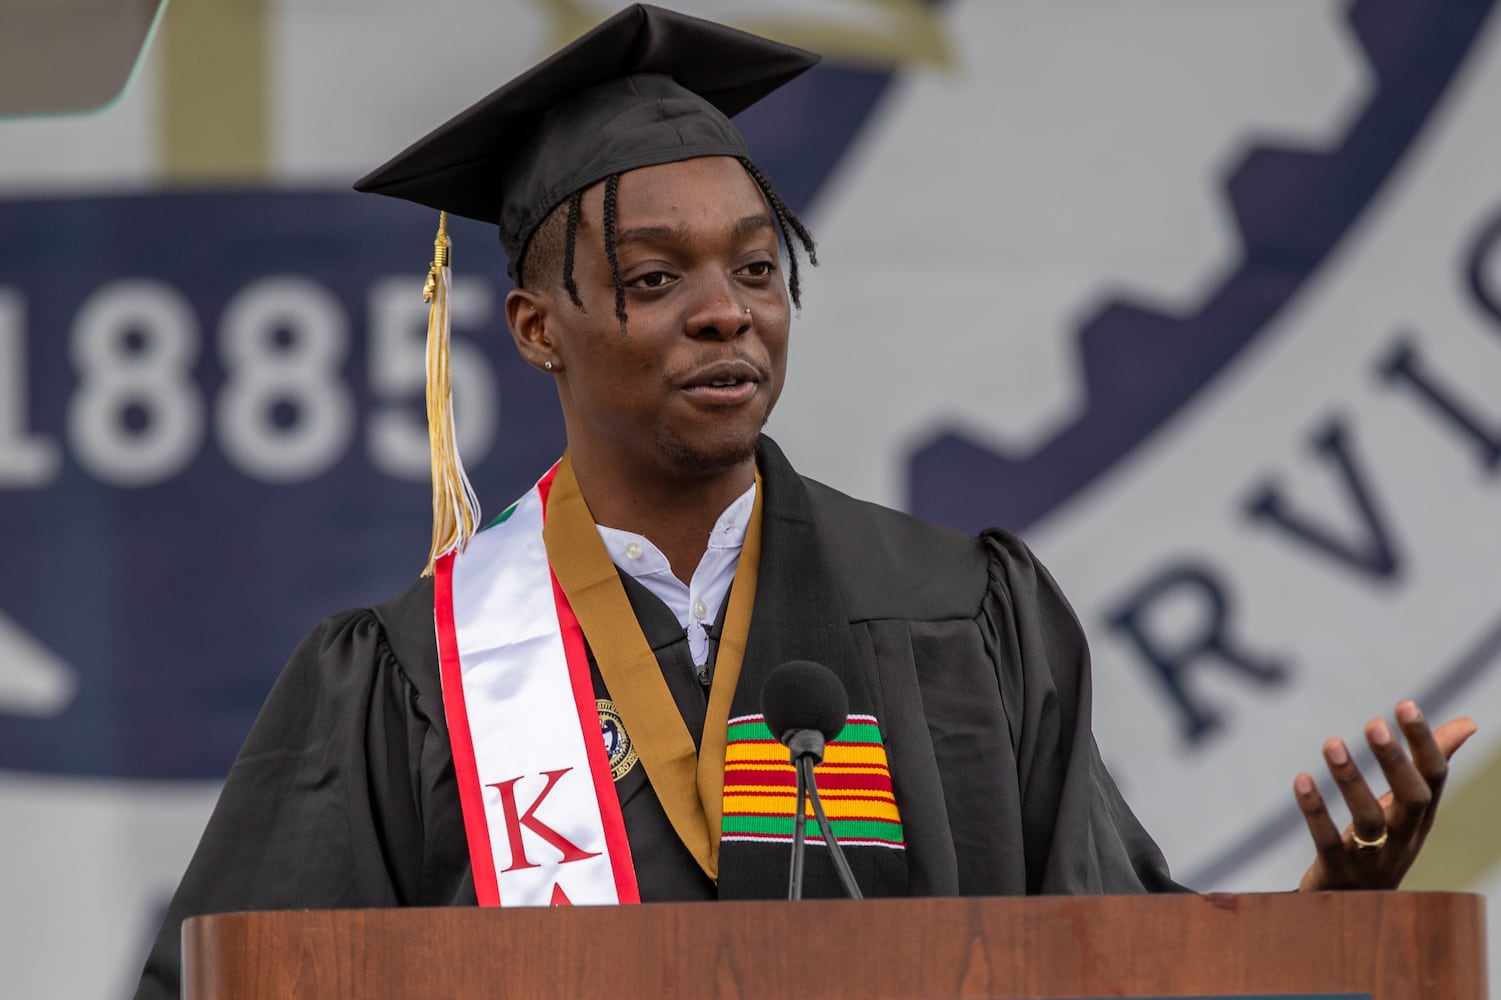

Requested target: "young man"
[{"left": 135, "top": 5, "right": 1472, "bottom": 997}]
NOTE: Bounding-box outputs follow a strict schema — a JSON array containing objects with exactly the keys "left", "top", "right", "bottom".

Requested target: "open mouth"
[
  {"left": 698, "top": 375, "right": 751, "bottom": 390},
  {"left": 678, "top": 362, "right": 765, "bottom": 409},
  {"left": 680, "top": 360, "right": 763, "bottom": 399}
]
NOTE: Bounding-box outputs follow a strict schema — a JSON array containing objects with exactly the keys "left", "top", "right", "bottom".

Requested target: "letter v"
[{"left": 1241, "top": 417, "right": 1403, "bottom": 582}]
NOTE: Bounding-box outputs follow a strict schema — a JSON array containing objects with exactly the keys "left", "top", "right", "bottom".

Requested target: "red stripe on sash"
[
  {"left": 433, "top": 552, "right": 503, "bottom": 906},
  {"left": 538, "top": 470, "right": 641, "bottom": 905}
]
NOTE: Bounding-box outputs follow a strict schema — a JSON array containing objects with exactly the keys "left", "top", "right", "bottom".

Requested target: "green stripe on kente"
[
  {"left": 721, "top": 815, "right": 904, "bottom": 841},
  {"left": 726, "top": 720, "right": 773, "bottom": 741},
  {"left": 727, "top": 720, "right": 884, "bottom": 744},
  {"left": 483, "top": 499, "right": 521, "bottom": 530}
]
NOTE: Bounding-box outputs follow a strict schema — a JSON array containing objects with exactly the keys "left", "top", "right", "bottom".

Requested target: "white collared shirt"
[{"left": 595, "top": 482, "right": 756, "bottom": 668}]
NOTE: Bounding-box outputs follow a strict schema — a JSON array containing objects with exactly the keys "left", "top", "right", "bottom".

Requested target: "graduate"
[{"left": 134, "top": 6, "right": 1475, "bottom": 997}]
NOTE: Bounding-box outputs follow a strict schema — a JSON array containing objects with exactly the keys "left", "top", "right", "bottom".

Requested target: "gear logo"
[{"left": 767, "top": 0, "right": 1497, "bottom": 533}]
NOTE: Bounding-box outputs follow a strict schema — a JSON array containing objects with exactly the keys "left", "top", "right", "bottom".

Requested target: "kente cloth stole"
[
  {"left": 720, "top": 714, "right": 904, "bottom": 848},
  {"left": 435, "top": 455, "right": 908, "bottom": 905}
]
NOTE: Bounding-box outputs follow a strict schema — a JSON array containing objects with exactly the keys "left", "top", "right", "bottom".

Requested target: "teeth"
[{"left": 710, "top": 379, "right": 737, "bottom": 387}]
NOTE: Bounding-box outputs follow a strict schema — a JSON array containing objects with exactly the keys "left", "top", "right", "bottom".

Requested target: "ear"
[{"left": 506, "top": 287, "right": 561, "bottom": 373}]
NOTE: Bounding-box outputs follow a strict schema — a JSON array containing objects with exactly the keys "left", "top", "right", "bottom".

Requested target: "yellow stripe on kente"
[
  {"left": 723, "top": 794, "right": 901, "bottom": 822},
  {"left": 824, "top": 746, "right": 892, "bottom": 766},
  {"left": 724, "top": 782, "right": 895, "bottom": 794},
  {"left": 725, "top": 744, "right": 891, "bottom": 766}
]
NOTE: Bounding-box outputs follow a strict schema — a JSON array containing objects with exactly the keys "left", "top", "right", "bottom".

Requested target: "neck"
[{"left": 568, "top": 448, "right": 756, "bottom": 583}]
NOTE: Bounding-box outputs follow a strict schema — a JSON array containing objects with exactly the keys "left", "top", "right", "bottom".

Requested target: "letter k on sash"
[{"left": 491, "top": 768, "right": 605, "bottom": 872}]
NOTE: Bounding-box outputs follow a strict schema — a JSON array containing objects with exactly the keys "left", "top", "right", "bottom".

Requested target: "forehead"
[{"left": 590, "top": 156, "right": 771, "bottom": 227}]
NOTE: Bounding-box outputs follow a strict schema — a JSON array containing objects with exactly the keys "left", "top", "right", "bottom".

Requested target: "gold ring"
[{"left": 1353, "top": 827, "right": 1389, "bottom": 852}]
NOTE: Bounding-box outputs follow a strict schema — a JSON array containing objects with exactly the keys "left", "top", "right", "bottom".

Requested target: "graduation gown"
[{"left": 134, "top": 437, "right": 1179, "bottom": 999}]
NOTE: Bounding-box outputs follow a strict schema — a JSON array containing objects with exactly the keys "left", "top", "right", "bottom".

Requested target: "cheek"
[
  {"left": 764, "top": 319, "right": 792, "bottom": 372},
  {"left": 580, "top": 336, "right": 662, "bottom": 407}
]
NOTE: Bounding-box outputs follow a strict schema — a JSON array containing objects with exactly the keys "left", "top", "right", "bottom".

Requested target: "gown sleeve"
[
  {"left": 980, "top": 529, "right": 1185, "bottom": 894},
  {"left": 132, "top": 605, "right": 471, "bottom": 1000}
]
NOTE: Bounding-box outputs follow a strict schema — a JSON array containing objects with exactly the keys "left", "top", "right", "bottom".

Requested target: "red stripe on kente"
[
  {"left": 433, "top": 552, "right": 502, "bottom": 907},
  {"left": 724, "top": 789, "right": 894, "bottom": 802},
  {"left": 812, "top": 774, "right": 895, "bottom": 790},
  {"left": 724, "top": 811, "right": 900, "bottom": 823},
  {"left": 541, "top": 469, "right": 640, "bottom": 906},
  {"left": 724, "top": 770, "right": 894, "bottom": 791}
]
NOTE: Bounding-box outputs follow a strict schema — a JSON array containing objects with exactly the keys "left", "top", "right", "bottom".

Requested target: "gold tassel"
[{"left": 421, "top": 212, "right": 482, "bottom": 576}]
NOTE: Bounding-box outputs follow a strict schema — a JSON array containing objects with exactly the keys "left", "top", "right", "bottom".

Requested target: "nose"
[{"left": 685, "top": 279, "right": 750, "bottom": 340}]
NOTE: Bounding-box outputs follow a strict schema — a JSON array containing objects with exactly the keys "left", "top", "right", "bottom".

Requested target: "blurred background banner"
[{"left": 3, "top": 1, "right": 1501, "bottom": 996}]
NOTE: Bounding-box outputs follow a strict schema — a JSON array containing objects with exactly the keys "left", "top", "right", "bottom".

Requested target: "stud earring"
[{"left": 544, "top": 360, "right": 554, "bottom": 371}]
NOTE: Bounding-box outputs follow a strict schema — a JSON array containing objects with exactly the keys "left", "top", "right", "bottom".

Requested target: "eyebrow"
[{"left": 613, "top": 213, "right": 776, "bottom": 249}]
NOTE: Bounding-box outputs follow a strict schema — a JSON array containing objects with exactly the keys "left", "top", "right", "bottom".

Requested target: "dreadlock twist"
[
  {"left": 737, "top": 157, "right": 817, "bottom": 308},
  {"left": 560, "top": 190, "right": 584, "bottom": 310},
  {"left": 600, "top": 173, "right": 628, "bottom": 326}
]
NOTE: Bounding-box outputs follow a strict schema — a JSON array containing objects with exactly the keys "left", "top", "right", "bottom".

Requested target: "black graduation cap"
[{"left": 354, "top": 3, "right": 820, "bottom": 278}]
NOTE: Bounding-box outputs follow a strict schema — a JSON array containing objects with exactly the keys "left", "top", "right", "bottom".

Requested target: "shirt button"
[
  {"left": 624, "top": 541, "right": 643, "bottom": 561},
  {"left": 692, "top": 599, "right": 708, "bottom": 620}
]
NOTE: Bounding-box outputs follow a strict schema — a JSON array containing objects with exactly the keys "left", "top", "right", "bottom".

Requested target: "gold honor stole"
[{"left": 433, "top": 455, "right": 764, "bottom": 905}]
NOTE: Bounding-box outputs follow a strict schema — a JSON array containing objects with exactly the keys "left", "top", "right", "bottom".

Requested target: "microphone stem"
[
  {"left": 800, "top": 756, "right": 864, "bottom": 900},
  {"left": 789, "top": 754, "right": 809, "bottom": 901}
]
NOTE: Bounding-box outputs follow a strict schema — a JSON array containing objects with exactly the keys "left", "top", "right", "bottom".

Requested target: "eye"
[
  {"left": 626, "top": 270, "right": 676, "bottom": 289},
  {"left": 739, "top": 259, "right": 778, "bottom": 279}
]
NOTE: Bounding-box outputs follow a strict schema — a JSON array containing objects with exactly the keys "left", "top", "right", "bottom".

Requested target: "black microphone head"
[{"left": 761, "top": 660, "right": 849, "bottom": 744}]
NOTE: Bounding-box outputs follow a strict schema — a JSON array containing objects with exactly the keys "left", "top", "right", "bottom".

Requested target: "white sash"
[{"left": 432, "top": 464, "right": 638, "bottom": 906}]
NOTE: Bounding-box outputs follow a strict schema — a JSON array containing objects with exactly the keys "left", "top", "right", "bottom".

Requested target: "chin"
[{"left": 657, "top": 428, "right": 761, "bottom": 476}]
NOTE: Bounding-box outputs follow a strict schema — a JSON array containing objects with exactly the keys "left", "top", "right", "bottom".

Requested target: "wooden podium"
[{"left": 183, "top": 891, "right": 1487, "bottom": 999}]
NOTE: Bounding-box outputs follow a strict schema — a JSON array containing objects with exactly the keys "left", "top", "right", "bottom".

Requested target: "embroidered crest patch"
[{"left": 597, "top": 699, "right": 639, "bottom": 781}]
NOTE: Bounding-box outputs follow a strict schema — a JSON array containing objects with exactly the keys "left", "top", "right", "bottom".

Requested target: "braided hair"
[
  {"left": 737, "top": 157, "right": 817, "bottom": 308},
  {"left": 601, "top": 173, "right": 627, "bottom": 325},
  {"left": 559, "top": 190, "right": 584, "bottom": 309}
]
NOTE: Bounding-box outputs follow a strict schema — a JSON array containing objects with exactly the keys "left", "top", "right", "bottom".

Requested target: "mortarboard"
[
  {"left": 355, "top": 3, "right": 819, "bottom": 279},
  {"left": 352, "top": 4, "right": 819, "bottom": 574}
]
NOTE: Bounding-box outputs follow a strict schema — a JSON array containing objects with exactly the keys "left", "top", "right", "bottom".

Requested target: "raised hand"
[{"left": 1295, "top": 701, "right": 1476, "bottom": 892}]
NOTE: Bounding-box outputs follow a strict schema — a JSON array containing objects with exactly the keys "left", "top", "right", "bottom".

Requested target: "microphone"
[{"left": 761, "top": 660, "right": 863, "bottom": 901}]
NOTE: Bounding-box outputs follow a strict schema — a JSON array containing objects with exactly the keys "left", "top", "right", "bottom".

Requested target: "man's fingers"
[
  {"left": 1399, "top": 704, "right": 1476, "bottom": 823},
  {"left": 1367, "top": 717, "right": 1428, "bottom": 838},
  {"left": 1294, "top": 772, "right": 1343, "bottom": 858},
  {"left": 1298, "top": 703, "right": 1476, "bottom": 890},
  {"left": 1426, "top": 712, "right": 1477, "bottom": 762},
  {"left": 1324, "top": 738, "right": 1387, "bottom": 845},
  {"left": 1397, "top": 702, "right": 1448, "bottom": 785}
]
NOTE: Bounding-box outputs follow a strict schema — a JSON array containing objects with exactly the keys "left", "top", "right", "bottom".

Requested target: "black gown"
[{"left": 134, "top": 437, "right": 1180, "bottom": 999}]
